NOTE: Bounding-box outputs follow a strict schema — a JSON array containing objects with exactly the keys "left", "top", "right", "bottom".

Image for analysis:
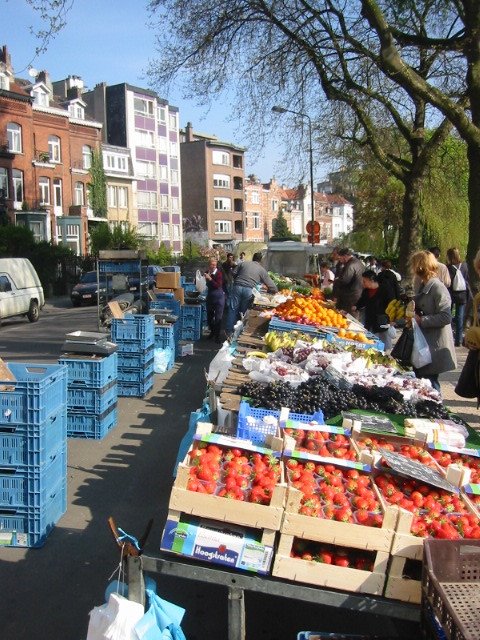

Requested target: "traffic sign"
[
  {"left": 307, "top": 233, "right": 320, "bottom": 244},
  {"left": 306, "top": 220, "right": 320, "bottom": 234}
]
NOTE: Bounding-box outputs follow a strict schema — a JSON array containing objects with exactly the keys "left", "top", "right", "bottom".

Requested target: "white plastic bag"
[
  {"left": 207, "top": 342, "right": 234, "bottom": 384},
  {"left": 154, "top": 347, "right": 172, "bottom": 373},
  {"left": 87, "top": 593, "right": 144, "bottom": 640},
  {"left": 411, "top": 318, "right": 432, "bottom": 369},
  {"left": 195, "top": 269, "right": 206, "bottom": 293}
]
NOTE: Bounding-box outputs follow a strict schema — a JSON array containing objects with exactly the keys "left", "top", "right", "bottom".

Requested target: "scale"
[{"left": 61, "top": 330, "right": 118, "bottom": 356}]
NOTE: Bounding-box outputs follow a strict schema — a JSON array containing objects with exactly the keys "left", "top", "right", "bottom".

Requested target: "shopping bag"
[
  {"left": 134, "top": 589, "right": 186, "bottom": 640},
  {"left": 411, "top": 318, "right": 432, "bottom": 369},
  {"left": 195, "top": 269, "right": 206, "bottom": 293},
  {"left": 391, "top": 325, "right": 414, "bottom": 367},
  {"left": 86, "top": 592, "right": 144, "bottom": 640},
  {"left": 455, "top": 348, "right": 480, "bottom": 404}
]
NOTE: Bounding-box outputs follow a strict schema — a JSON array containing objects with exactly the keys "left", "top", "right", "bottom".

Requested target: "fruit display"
[
  {"left": 386, "top": 299, "right": 406, "bottom": 322},
  {"left": 187, "top": 443, "right": 281, "bottom": 504},
  {"left": 263, "top": 330, "right": 317, "bottom": 352},
  {"left": 356, "top": 436, "right": 441, "bottom": 470},
  {"left": 290, "top": 538, "right": 376, "bottom": 570},
  {"left": 286, "top": 459, "right": 383, "bottom": 526},
  {"left": 374, "top": 472, "right": 480, "bottom": 539},
  {"left": 274, "top": 295, "right": 348, "bottom": 329},
  {"left": 431, "top": 449, "right": 480, "bottom": 482},
  {"left": 284, "top": 429, "right": 357, "bottom": 461},
  {"left": 336, "top": 328, "right": 376, "bottom": 344}
]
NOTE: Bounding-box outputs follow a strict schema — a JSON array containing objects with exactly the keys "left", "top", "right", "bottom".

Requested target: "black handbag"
[
  {"left": 455, "top": 349, "right": 480, "bottom": 405},
  {"left": 391, "top": 325, "right": 414, "bottom": 367},
  {"left": 374, "top": 313, "right": 390, "bottom": 333}
]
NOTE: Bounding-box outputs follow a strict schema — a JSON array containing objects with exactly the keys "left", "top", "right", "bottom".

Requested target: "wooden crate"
[
  {"left": 272, "top": 532, "right": 388, "bottom": 595},
  {"left": 384, "top": 555, "right": 422, "bottom": 604},
  {"left": 282, "top": 486, "right": 398, "bottom": 554}
]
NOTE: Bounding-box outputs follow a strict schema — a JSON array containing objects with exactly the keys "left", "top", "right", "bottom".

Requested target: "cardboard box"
[
  {"left": 154, "top": 287, "right": 185, "bottom": 304},
  {"left": 156, "top": 272, "right": 180, "bottom": 289}
]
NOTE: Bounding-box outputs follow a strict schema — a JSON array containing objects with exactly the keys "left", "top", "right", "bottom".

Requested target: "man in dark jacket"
[{"left": 333, "top": 248, "right": 364, "bottom": 313}]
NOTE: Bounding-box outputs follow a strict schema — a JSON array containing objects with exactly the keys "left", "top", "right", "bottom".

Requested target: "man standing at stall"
[{"left": 333, "top": 248, "right": 364, "bottom": 314}]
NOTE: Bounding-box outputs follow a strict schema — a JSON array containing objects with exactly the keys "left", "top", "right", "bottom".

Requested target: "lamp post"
[{"left": 272, "top": 105, "right": 315, "bottom": 246}]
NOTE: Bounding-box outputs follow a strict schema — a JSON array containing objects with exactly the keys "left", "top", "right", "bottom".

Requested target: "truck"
[{"left": 0, "top": 258, "right": 45, "bottom": 324}]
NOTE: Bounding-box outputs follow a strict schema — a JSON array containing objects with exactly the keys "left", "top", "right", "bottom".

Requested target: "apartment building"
[
  {"left": 83, "top": 83, "right": 182, "bottom": 253},
  {"left": 102, "top": 144, "right": 136, "bottom": 230},
  {"left": 244, "top": 176, "right": 264, "bottom": 241},
  {"left": 180, "top": 122, "right": 245, "bottom": 250},
  {"left": 0, "top": 46, "right": 103, "bottom": 253}
]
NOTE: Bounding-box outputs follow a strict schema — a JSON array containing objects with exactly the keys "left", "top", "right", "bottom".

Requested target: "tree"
[
  {"left": 89, "top": 223, "right": 143, "bottom": 254},
  {"left": 0, "top": 224, "right": 35, "bottom": 256},
  {"left": 88, "top": 149, "right": 107, "bottom": 219},
  {"left": 271, "top": 210, "right": 298, "bottom": 240}
]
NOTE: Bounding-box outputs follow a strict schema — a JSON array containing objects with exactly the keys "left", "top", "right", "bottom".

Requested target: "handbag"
[
  {"left": 374, "top": 313, "right": 390, "bottom": 333},
  {"left": 455, "top": 348, "right": 480, "bottom": 403},
  {"left": 391, "top": 325, "right": 414, "bottom": 367},
  {"left": 411, "top": 318, "right": 432, "bottom": 369},
  {"left": 464, "top": 292, "right": 480, "bottom": 349}
]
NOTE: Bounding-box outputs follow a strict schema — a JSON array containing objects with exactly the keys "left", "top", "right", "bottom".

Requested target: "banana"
[{"left": 247, "top": 351, "right": 268, "bottom": 358}]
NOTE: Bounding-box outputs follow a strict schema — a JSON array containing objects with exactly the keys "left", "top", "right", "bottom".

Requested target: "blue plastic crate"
[
  {"left": 181, "top": 316, "right": 202, "bottom": 331},
  {"left": 117, "top": 359, "right": 154, "bottom": 383},
  {"left": 0, "top": 363, "right": 67, "bottom": 427},
  {"left": 67, "top": 382, "right": 117, "bottom": 415},
  {"left": 0, "top": 482, "right": 66, "bottom": 547},
  {"left": 98, "top": 261, "right": 145, "bottom": 274},
  {"left": 0, "top": 406, "right": 66, "bottom": 470},
  {"left": 117, "top": 375, "right": 153, "bottom": 398},
  {"left": 116, "top": 347, "right": 154, "bottom": 369},
  {"left": 67, "top": 404, "right": 117, "bottom": 439},
  {"left": 59, "top": 353, "right": 117, "bottom": 389},
  {"left": 149, "top": 298, "right": 181, "bottom": 316},
  {"left": 268, "top": 317, "right": 325, "bottom": 334},
  {"left": 0, "top": 446, "right": 66, "bottom": 509},
  {"left": 111, "top": 314, "right": 155, "bottom": 345},
  {"left": 237, "top": 401, "right": 324, "bottom": 445},
  {"left": 154, "top": 324, "right": 176, "bottom": 349},
  {"left": 181, "top": 305, "right": 202, "bottom": 321},
  {"left": 180, "top": 326, "right": 201, "bottom": 341},
  {"left": 183, "top": 283, "right": 197, "bottom": 293},
  {"left": 324, "top": 332, "right": 384, "bottom": 352},
  {"left": 180, "top": 275, "right": 187, "bottom": 285}
]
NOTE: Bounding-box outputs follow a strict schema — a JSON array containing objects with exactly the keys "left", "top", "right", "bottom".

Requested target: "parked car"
[
  {"left": 0, "top": 258, "right": 45, "bottom": 323},
  {"left": 70, "top": 271, "right": 129, "bottom": 307},
  {"left": 128, "top": 265, "right": 164, "bottom": 293}
]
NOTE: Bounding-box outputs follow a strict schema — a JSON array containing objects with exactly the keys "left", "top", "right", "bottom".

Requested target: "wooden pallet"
[
  {"left": 272, "top": 532, "right": 389, "bottom": 595},
  {"left": 384, "top": 555, "right": 422, "bottom": 604},
  {"left": 282, "top": 486, "right": 398, "bottom": 554},
  {"left": 219, "top": 392, "right": 242, "bottom": 412}
]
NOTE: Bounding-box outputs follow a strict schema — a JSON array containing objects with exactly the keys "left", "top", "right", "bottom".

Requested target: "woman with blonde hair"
[
  {"left": 409, "top": 250, "right": 457, "bottom": 392},
  {"left": 446, "top": 247, "right": 470, "bottom": 347}
]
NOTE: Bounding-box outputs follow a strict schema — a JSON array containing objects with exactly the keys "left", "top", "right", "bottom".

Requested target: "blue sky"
[{"left": 1, "top": 0, "right": 330, "bottom": 183}]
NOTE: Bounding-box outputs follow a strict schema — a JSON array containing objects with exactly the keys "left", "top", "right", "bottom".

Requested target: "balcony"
[
  {"left": 232, "top": 154, "right": 243, "bottom": 169},
  {"left": 234, "top": 198, "right": 244, "bottom": 213}
]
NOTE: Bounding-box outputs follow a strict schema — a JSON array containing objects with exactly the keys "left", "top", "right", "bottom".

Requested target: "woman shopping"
[
  {"left": 409, "top": 250, "right": 457, "bottom": 392},
  {"left": 446, "top": 247, "right": 470, "bottom": 347},
  {"left": 353, "top": 269, "right": 395, "bottom": 348},
  {"left": 204, "top": 257, "right": 226, "bottom": 343}
]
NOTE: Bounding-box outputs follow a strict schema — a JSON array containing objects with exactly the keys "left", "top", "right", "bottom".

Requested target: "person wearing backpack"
[{"left": 447, "top": 247, "right": 470, "bottom": 347}]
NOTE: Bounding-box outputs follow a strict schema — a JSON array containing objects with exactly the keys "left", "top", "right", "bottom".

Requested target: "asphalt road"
[{"left": 0, "top": 301, "right": 420, "bottom": 640}]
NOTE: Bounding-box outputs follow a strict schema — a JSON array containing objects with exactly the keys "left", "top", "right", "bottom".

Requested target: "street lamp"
[{"left": 272, "top": 105, "right": 315, "bottom": 246}]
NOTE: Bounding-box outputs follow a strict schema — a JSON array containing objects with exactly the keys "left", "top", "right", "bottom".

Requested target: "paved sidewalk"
[{"left": 440, "top": 345, "right": 480, "bottom": 428}]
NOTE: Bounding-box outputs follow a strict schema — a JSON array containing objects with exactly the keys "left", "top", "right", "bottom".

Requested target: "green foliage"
[
  {"left": 181, "top": 241, "right": 203, "bottom": 260},
  {"left": 29, "top": 241, "right": 75, "bottom": 293},
  {"left": 0, "top": 224, "right": 35, "bottom": 256},
  {"left": 89, "top": 223, "right": 143, "bottom": 254},
  {"left": 271, "top": 210, "right": 299, "bottom": 241},
  {"left": 88, "top": 149, "right": 107, "bottom": 218},
  {"left": 147, "top": 243, "right": 175, "bottom": 265}
]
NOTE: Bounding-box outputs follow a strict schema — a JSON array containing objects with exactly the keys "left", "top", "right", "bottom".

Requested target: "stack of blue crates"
[
  {"left": 149, "top": 295, "right": 181, "bottom": 317},
  {"left": 111, "top": 314, "right": 155, "bottom": 397},
  {"left": 0, "top": 362, "right": 67, "bottom": 547},
  {"left": 154, "top": 322, "right": 179, "bottom": 370},
  {"left": 58, "top": 352, "right": 118, "bottom": 439},
  {"left": 180, "top": 304, "right": 202, "bottom": 341}
]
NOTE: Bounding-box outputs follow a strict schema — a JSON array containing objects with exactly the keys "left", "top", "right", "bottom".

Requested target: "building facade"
[{"left": 180, "top": 122, "right": 245, "bottom": 251}]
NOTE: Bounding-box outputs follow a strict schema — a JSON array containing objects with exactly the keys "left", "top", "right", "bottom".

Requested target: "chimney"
[
  {"left": 185, "top": 121, "right": 194, "bottom": 143},
  {"left": 37, "top": 70, "right": 52, "bottom": 92},
  {"left": 0, "top": 45, "right": 12, "bottom": 71}
]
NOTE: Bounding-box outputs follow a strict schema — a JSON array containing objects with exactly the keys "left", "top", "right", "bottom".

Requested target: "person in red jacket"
[{"left": 204, "top": 257, "right": 226, "bottom": 343}]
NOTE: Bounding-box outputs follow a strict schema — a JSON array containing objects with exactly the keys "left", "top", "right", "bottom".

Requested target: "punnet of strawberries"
[
  {"left": 291, "top": 538, "right": 376, "bottom": 571},
  {"left": 186, "top": 443, "right": 281, "bottom": 504},
  {"left": 284, "top": 428, "right": 357, "bottom": 461},
  {"left": 374, "top": 472, "right": 480, "bottom": 539},
  {"left": 286, "top": 459, "right": 384, "bottom": 527},
  {"left": 356, "top": 436, "right": 439, "bottom": 469}
]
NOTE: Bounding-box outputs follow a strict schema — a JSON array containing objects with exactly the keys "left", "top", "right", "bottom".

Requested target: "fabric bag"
[
  {"left": 134, "top": 589, "right": 186, "bottom": 640},
  {"left": 455, "top": 348, "right": 480, "bottom": 405},
  {"left": 195, "top": 269, "right": 206, "bottom": 293},
  {"left": 452, "top": 265, "right": 467, "bottom": 292},
  {"left": 411, "top": 318, "right": 432, "bottom": 369},
  {"left": 465, "top": 292, "right": 480, "bottom": 349},
  {"left": 391, "top": 325, "right": 414, "bottom": 367}
]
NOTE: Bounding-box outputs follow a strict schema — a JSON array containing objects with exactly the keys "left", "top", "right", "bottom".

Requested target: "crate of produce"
[
  {"left": 169, "top": 423, "right": 287, "bottom": 531},
  {"left": 66, "top": 382, "right": 117, "bottom": 415},
  {"left": 116, "top": 347, "right": 154, "bottom": 369},
  {"left": 384, "top": 555, "right": 422, "bottom": 604},
  {"left": 272, "top": 534, "right": 389, "bottom": 594},
  {"left": 180, "top": 326, "right": 201, "bottom": 341},
  {"left": 0, "top": 406, "right": 66, "bottom": 470},
  {"left": 149, "top": 298, "right": 181, "bottom": 316},
  {"left": 423, "top": 539, "right": 480, "bottom": 640},
  {"left": 67, "top": 404, "right": 117, "bottom": 439},
  {"left": 0, "top": 446, "right": 66, "bottom": 509},
  {"left": 0, "top": 481, "right": 66, "bottom": 548},
  {"left": 117, "top": 359, "right": 154, "bottom": 383},
  {"left": 154, "top": 324, "right": 176, "bottom": 350},
  {"left": 237, "top": 401, "right": 324, "bottom": 445},
  {"left": 98, "top": 261, "right": 145, "bottom": 274},
  {"left": 111, "top": 314, "right": 155, "bottom": 345},
  {"left": 59, "top": 353, "right": 117, "bottom": 389},
  {"left": 0, "top": 363, "right": 67, "bottom": 427},
  {"left": 117, "top": 374, "right": 153, "bottom": 398}
]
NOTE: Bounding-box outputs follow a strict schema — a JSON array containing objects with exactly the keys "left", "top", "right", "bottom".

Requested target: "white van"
[{"left": 0, "top": 258, "right": 45, "bottom": 323}]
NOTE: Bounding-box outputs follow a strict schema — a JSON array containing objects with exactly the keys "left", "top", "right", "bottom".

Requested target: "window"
[
  {"left": 118, "top": 187, "right": 128, "bottom": 208},
  {"left": 29, "top": 221, "right": 43, "bottom": 243},
  {"left": 73, "top": 182, "right": 84, "bottom": 206},
  {"left": 12, "top": 169, "right": 23, "bottom": 206},
  {"left": 53, "top": 178, "right": 62, "bottom": 209},
  {"left": 161, "top": 223, "right": 170, "bottom": 239},
  {"left": 214, "top": 197, "right": 231, "bottom": 211},
  {"left": 214, "top": 220, "right": 232, "bottom": 234},
  {"left": 0, "top": 73, "right": 9, "bottom": 90},
  {"left": 158, "top": 106, "right": 166, "bottom": 123},
  {"left": 0, "top": 168, "right": 8, "bottom": 199},
  {"left": 158, "top": 137, "right": 168, "bottom": 153},
  {"left": 69, "top": 103, "right": 84, "bottom": 119},
  {"left": 82, "top": 145, "right": 92, "bottom": 170},
  {"left": 171, "top": 197, "right": 179, "bottom": 211},
  {"left": 137, "top": 191, "right": 157, "bottom": 208},
  {"left": 271, "top": 199, "right": 278, "bottom": 212},
  {"left": 33, "top": 89, "right": 49, "bottom": 107},
  {"left": 213, "top": 174, "right": 230, "bottom": 188},
  {"left": 170, "top": 169, "right": 179, "bottom": 184},
  {"left": 250, "top": 190, "right": 260, "bottom": 204},
  {"left": 159, "top": 194, "right": 169, "bottom": 209},
  {"left": 135, "top": 129, "right": 155, "bottom": 148},
  {"left": 48, "top": 135, "right": 61, "bottom": 163},
  {"left": 137, "top": 222, "right": 158, "bottom": 237},
  {"left": 137, "top": 160, "right": 156, "bottom": 179},
  {"left": 7, "top": 123, "right": 22, "bottom": 153},
  {"left": 252, "top": 213, "right": 261, "bottom": 230},
  {"left": 39, "top": 177, "right": 50, "bottom": 205},
  {"left": 159, "top": 165, "right": 168, "bottom": 181},
  {"left": 212, "top": 150, "right": 230, "bottom": 166},
  {"left": 107, "top": 185, "right": 117, "bottom": 207},
  {"left": 172, "top": 224, "right": 180, "bottom": 240},
  {"left": 169, "top": 141, "right": 178, "bottom": 156},
  {"left": 134, "top": 97, "right": 154, "bottom": 117},
  {"left": 233, "top": 154, "right": 243, "bottom": 168},
  {"left": 169, "top": 113, "right": 177, "bottom": 130}
]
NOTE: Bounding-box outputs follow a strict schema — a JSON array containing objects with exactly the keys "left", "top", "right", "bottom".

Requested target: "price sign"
[{"left": 378, "top": 448, "right": 459, "bottom": 493}]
